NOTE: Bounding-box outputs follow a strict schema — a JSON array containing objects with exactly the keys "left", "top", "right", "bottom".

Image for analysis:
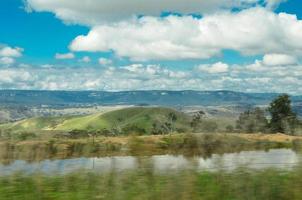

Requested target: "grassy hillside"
[
  {"left": 0, "top": 116, "right": 72, "bottom": 131},
  {"left": 0, "top": 107, "right": 192, "bottom": 134}
]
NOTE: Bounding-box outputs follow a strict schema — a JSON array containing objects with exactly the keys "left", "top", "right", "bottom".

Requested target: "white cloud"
[
  {"left": 0, "top": 69, "right": 31, "bottom": 85},
  {"left": 0, "top": 46, "right": 23, "bottom": 57},
  {"left": 263, "top": 54, "right": 297, "bottom": 66},
  {"left": 55, "top": 52, "right": 75, "bottom": 59},
  {"left": 0, "top": 45, "right": 23, "bottom": 66},
  {"left": 0, "top": 57, "right": 15, "bottom": 65},
  {"left": 25, "top": 0, "right": 270, "bottom": 26},
  {"left": 70, "top": 8, "right": 302, "bottom": 61},
  {"left": 197, "top": 62, "right": 229, "bottom": 73},
  {"left": 98, "top": 58, "right": 112, "bottom": 66},
  {"left": 41, "top": 64, "right": 54, "bottom": 68},
  {"left": 79, "top": 56, "right": 91, "bottom": 63},
  {"left": 0, "top": 59, "right": 301, "bottom": 94},
  {"left": 245, "top": 60, "right": 264, "bottom": 71},
  {"left": 246, "top": 53, "right": 299, "bottom": 72}
]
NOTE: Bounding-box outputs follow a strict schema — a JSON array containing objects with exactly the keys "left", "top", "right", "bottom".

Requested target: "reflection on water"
[
  {"left": 0, "top": 149, "right": 300, "bottom": 176},
  {"left": 197, "top": 149, "right": 300, "bottom": 171}
]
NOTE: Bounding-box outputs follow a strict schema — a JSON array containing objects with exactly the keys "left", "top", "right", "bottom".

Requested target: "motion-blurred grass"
[{"left": 1, "top": 166, "right": 302, "bottom": 200}]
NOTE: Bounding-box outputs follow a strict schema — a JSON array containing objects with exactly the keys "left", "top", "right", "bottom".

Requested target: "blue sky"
[{"left": 0, "top": 0, "right": 302, "bottom": 93}]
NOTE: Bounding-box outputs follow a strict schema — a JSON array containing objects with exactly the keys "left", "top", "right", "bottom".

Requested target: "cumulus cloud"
[
  {"left": 0, "top": 46, "right": 23, "bottom": 57},
  {"left": 246, "top": 53, "right": 300, "bottom": 71},
  {"left": 0, "top": 68, "right": 32, "bottom": 88},
  {"left": 0, "top": 45, "right": 24, "bottom": 66},
  {"left": 1, "top": 59, "right": 301, "bottom": 94},
  {"left": 0, "top": 57, "right": 15, "bottom": 65},
  {"left": 5, "top": 1, "right": 299, "bottom": 93},
  {"left": 25, "top": 0, "right": 280, "bottom": 26},
  {"left": 70, "top": 8, "right": 302, "bottom": 61},
  {"left": 197, "top": 62, "right": 229, "bottom": 73},
  {"left": 98, "top": 58, "right": 112, "bottom": 66},
  {"left": 263, "top": 54, "right": 297, "bottom": 66},
  {"left": 55, "top": 52, "right": 75, "bottom": 59}
]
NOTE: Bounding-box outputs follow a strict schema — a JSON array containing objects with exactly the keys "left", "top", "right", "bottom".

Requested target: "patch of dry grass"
[{"left": 237, "top": 133, "right": 302, "bottom": 142}]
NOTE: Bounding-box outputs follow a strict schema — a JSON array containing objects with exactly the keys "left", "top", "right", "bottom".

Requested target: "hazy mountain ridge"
[{"left": 1, "top": 90, "right": 301, "bottom": 106}]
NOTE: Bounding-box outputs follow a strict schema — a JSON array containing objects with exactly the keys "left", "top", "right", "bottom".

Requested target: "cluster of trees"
[
  {"left": 0, "top": 130, "right": 37, "bottom": 141},
  {"left": 236, "top": 94, "right": 300, "bottom": 134},
  {"left": 236, "top": 108, "right": 268, "bottom": 133},
  {"left": 66, "top": 126, "right": 147, "bottom": 138},
  {"left": 151, "top": 112, "right": 180, "bottom": 134}
]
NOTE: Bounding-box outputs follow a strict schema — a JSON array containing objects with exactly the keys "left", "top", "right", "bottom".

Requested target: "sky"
[{"left": 0, "top": 0, "right": 302, "bottom": 94}]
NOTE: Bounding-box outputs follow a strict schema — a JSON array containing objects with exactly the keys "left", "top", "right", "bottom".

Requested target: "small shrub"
[
  {"left": 97, "top": 129, "right": 112, "bottom": 136},
  {"left": 68, "top": 129, "right": 90, "bottom": 138},
  {"left": 225, "top": 125, "right": 234, "bottom": 133},
  {"left": 122, "top": 125, "right": 146, "bottom": 136}
]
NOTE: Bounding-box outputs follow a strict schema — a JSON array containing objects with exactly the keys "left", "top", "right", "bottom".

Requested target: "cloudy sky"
[{"left": 0, "top": 0, "right": 302, "bottom": 94}]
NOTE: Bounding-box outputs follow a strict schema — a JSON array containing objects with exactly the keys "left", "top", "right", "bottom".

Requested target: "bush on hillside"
[
  {"left": 151, "top": 121, "right": 170, "bottom": 135},
  {"left": 16, "top": 132, "right": 37, "bottom": 141},
  {"left": 68, "top": 129, "right": 91, "bottom": 138},
  {"left": 122, "top": 125, "right": 146, "bottom": 135}
]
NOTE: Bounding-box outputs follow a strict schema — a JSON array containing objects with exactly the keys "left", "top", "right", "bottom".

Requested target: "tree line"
[{"left": 236, "top": 94, "right": 300, "bottom": 134}]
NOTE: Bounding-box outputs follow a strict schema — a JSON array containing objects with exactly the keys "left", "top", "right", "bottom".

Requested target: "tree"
[
  {"left": 151, "top": 121, "right": 170, "bottom": 135},
  {"left": 268, "top": 94, "right": 298, "bottom": 134},
  {"left": 168, "top": 112, "right": 177, "bottom": 133},
  {"left": 236, "top": 108, "right": 268, "bottom": 133},
  {"left": 190, "top": 111, "right": 205, "bottom": 131}
]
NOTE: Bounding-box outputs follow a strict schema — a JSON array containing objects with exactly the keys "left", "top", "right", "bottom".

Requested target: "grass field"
[{"left": 0, "top": 107, "right": 192, "bottom": 134}]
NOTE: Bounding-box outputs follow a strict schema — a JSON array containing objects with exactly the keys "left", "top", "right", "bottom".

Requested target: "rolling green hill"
[{"left": 0, "top": 107, "right": 192, "bottom": 134}]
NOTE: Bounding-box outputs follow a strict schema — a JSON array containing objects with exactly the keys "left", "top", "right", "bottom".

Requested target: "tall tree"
[
  {"left": 268, "top": 94, "right": 298, "bottom": 134},
  {"left": 168, "top": 112, "right": 177, "bottom": 133}
]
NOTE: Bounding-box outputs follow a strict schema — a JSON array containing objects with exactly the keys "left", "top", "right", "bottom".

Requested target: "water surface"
[{"left": 0, "top": 148, "right": 300, "bottom": 176}]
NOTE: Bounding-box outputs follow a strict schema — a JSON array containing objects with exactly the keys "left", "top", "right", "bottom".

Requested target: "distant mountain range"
[{"left": 1, "top": 90, "right": 301, "bottom": 107}]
